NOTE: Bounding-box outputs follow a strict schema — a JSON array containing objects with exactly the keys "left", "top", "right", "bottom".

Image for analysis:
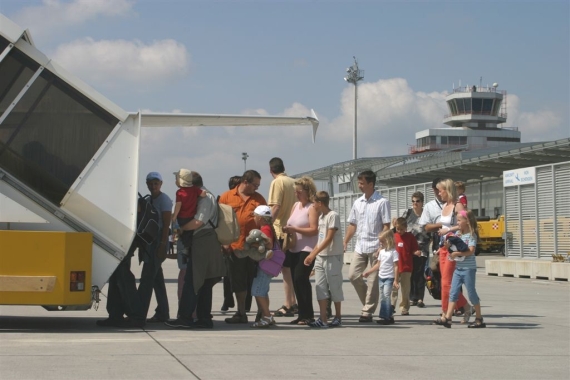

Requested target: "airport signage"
[{"left": 503, "top": 167, "right": 536, "bottom": 187}]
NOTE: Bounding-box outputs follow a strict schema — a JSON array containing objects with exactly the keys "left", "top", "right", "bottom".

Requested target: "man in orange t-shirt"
[{"left": 219, "top": 170, "right": 267, "bottom": 324}]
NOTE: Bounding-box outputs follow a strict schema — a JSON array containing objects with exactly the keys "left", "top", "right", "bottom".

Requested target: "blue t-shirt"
[
  {"left": 151, "top": 192, "right": 173, "bottom": 229},
  {"left": 455, "top": 232, "right": 477, "bottom": 269}
]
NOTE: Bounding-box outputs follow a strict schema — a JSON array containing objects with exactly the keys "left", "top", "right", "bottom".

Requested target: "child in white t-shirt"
[
  {"left": 364, "top": 229, "right": 399, "bottom": 325},
  {"left": 304, "top": 191, "right": 344, "bottom": 328}
]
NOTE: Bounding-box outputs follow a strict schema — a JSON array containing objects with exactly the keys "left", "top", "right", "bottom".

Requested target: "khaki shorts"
[{"left": 314, "top": 255, "right": 344, "bottom": 302}]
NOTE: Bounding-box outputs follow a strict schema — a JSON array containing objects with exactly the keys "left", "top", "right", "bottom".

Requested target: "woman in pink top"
[{"left": 282, "top": 176, "right": 319, "bottom": 325}]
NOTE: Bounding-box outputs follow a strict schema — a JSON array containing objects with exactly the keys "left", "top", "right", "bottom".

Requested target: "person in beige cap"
[{"left": 173, "top": 169, "right": 206, "bottom": 257}]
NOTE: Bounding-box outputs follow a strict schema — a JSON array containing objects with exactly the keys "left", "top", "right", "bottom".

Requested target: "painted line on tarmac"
[{"left": 144, "top": 329, "right": 202, "bottom": 380}]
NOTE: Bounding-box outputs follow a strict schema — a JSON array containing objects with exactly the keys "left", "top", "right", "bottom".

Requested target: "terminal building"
[{"left": 294, "top": 85, "right": 570, "bottom": 279}]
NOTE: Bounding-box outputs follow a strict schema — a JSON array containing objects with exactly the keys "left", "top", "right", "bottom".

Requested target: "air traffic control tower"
[{"left": 411, "top": 83, "right": 521, "bottom": 154}]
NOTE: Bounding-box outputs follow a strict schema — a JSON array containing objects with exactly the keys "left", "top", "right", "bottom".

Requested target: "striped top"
[
  {"left": 347, "top": 191, "right": 391, "bottom": 254},
  {"left": 455, "top": 232, "right": 477, "bottom": 269}
]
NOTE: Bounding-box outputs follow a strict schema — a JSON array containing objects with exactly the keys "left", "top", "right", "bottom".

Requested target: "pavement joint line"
[{"left": 143, "top": 329, "right": 201, "bottom": 380}]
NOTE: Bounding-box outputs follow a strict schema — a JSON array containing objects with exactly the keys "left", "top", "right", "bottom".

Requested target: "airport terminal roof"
[{"left": 293, "top": 138, "right": 570, "bottom": 187}]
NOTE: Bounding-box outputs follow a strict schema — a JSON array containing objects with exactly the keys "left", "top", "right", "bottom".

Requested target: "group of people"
[{"left": 97, "top": 158, "right": 485, "bottom": 330}]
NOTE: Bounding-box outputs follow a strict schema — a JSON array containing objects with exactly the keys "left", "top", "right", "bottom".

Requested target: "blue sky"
[{"left": 1, "top": 0, "right": 569, "bottom": 198}]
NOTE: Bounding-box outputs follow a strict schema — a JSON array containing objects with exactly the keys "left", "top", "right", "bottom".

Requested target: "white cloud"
[
  {"left": 504, "top": 94, "right": 568, "bottom": 142},
  {"left": 12, "top": 0, "right": 135, "bottom": 39},
  {"left": 327, "top": 78, "right": 448, "bottom": 156},
  {"left": 52, "top": 38, "right": 190, "bottom": 88},
  {"left": 137, "top": 78, "right": 568, "bottom": 201}
]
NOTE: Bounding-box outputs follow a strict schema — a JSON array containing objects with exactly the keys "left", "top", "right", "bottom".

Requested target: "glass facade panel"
[
  {"left": 0, "top": 35, "right": 10, "bottom": 53},
  {"left": 456, "top": 99, "right": 464, "bottom": 113},
  {"left": 441, "top": 136, "right": 448, "bottom": 144},
  {"left": 492, "top": 99, "right": 502, "bottom": 116},
  {"left": 482, "top": 99, "right": 493, "bottom": 115},
  {"left": 463, "top": 98, "right": 471, "bottom": 113},
  {"left": 0, "top": 68, "right": 119, "bottom": 204},
  {"left": 0, "top": 48, "right": 39, "bottom": 115},
  {"left": 472, "top": 98, "right": 482, "bottom": 114}
]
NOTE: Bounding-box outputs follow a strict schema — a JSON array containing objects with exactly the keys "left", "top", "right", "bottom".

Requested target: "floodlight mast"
[{"left": 344, "top": 56, "right": 364, "bottom": 160}]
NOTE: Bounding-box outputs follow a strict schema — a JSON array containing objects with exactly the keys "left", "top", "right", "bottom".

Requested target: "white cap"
[{"left": 253, "top": 205, "right": 271, "bottom": 217}]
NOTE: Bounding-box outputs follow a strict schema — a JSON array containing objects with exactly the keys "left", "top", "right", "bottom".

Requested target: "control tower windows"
[
  {"left": 482, "top": 99, "right": 493, "bottom": 115},
  {"left": 472, "top": 98, "right": 482, "bottom": 114},
  {"left": 0, "top": 67, "right": 118, "bottom": 205},
  {"left": 456, "top": 98, "right": 465, "bottom": 113}
]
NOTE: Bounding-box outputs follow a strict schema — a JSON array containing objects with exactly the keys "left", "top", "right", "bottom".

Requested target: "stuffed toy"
[
  {"left": 442, "top": 232, "right": 468, "bottom": 262},
  {"left": 236, "top": 229, "right": 273, "bottom": 261}
]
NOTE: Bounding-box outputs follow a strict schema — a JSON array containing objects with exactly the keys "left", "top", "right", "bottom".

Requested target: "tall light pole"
[
  {"left": 242, "top": 152, "right": 249, "bottom": 171},
  {"left": 344, "top": 56, "right": 364, "bottom": 160}
]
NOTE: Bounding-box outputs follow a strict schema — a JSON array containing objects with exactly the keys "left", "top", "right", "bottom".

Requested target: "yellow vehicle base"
[{"left": 0, "top": 231, "right": 93, "bottom": 308}]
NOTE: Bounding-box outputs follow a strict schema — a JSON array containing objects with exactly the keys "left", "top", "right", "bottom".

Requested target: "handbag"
[
  {"left": 259, "top": 240, "right": 286, "bottom": 277},
  {"left": 282, "top": 232, "right": 296, "bottom": 252},
  {"left": 429, "top": 249, "right": 440, "bottom": 272}
]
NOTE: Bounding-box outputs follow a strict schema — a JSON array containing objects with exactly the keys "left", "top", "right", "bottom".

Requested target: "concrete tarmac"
[{"left": 1, "top": 253, "right": 569, "bottom": 380}]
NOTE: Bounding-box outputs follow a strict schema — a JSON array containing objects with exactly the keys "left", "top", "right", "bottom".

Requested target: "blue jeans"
[
  {"left": 137, "top": 239, "right": 170, "bottom": 319},
  {"left": 449, "top": 268, "right": 479, "bottom": 305},
  {"left": 378, "top": 277, "right": 394, "bottom": 320}
]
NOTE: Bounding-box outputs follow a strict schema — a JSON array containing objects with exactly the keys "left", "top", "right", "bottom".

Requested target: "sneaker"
[
  {"left": 376, "top": 318, "right": 390, "bottom": 325},
  {"left": 164, "top": 318, "right": 194, "bottom": 328},
  {"left": 389, "top": 317, "right": 395, "bottom": 324},
  {"left": 358, "top": 315, "right": 373, "bottom": 323},
  {"left": 225, "top": 312, "right": 248, "bottom": 324},
  {"left": 251, "top": 316, "right": 274, "bottom": 328},
  {"left": 96, "top": 318, "right": 126, "bottom": 327},
  {"left": 194, "top": 319, "right": 214, "bottom": 329},
  {"left": 146, "top": 315, "right": 168, "bottom": 323},
  {"left": 401, "top": 310, "right": 410, "bottom": 316},
  {"left": 308, "top": 318, "right": 329, "bottom": 328},
  {"left": 417, "top": 300, "right": 426, "bottom": 308},
  {"left": 126, "top": 318, "right": 146, "bottom": 328},
  {"left": 328, "top": 317, "right": 342, "bottom": 328}
]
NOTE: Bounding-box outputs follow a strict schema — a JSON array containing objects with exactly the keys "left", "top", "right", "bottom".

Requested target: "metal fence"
[{"left": 504, "top": 161, "right": 570, "bottom": 258}]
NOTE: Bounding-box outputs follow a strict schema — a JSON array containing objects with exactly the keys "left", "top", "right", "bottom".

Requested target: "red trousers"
[{"left": 439, "top": 247, "right": 467, "bottom": 313}]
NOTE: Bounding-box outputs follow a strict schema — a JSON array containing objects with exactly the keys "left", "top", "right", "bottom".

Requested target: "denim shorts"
[{"left": 251, "top": 267, "right": 272, "bottom": 297}]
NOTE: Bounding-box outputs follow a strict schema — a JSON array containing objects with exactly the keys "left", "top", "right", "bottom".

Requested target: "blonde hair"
[
  {"left": 379, "top": 230, "right": 395, "bottom": 250},
  {"left": 454, "top": 181, "right": 465, "bottom": 192},
  {"left": 438, "top": 178, "right": 457, "bottom": 203},
  {"left": 294, "top": 176, "right": 317, "bottom": 202},
  {"left": 458, "top": 209, "right": 478, "bottom": 237}
]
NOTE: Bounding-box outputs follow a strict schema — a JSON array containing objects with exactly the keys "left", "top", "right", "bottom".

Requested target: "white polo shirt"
[
  {"left": 347, "top": 191, "right": 391, "bottom": 254},
  {"left": 419, "top": 198, "right": 443, "bottom": 226}
]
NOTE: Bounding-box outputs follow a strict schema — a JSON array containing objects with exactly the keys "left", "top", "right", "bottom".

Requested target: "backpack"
[
  {"left": 424, "top": 263, "right": 441, "bottom": 300},
  {"left": 209, "top": 196, "right": 240, "bottom": 245},
  {"left": 259, "top": 239, "right": 286, "bottom": 277},
  {"left": 136, "top": 193, "right": 160, "bottom": 246}
]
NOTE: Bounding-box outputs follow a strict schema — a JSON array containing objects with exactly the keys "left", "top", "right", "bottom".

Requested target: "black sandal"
[
  {"left": 468, "top": 317, "right": 486, "bottom": 328},
  {"left": 274, "top": 305, "right": 294, "bottom": 317},
  {"left": 433, "top": 316, "right": 452, "bottom": 328}
]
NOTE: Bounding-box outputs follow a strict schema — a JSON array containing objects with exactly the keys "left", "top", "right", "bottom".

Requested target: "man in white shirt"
[
  {"left": 343, "top": 170, "right": 391, "bottom": 322},
  {"left": 419, "top": 178, "right": 444, "bottom": 254}
]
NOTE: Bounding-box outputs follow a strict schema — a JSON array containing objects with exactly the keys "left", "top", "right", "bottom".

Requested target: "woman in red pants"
[{"left": 435, "top": 179, "right": 473, "bottom": 324}]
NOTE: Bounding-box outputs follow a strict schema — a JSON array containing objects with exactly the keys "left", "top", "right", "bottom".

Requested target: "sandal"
[
  {"left": 274, "top": 305, "right": 294, "bottom": 317},
  {"left": 433, "top": 316, "right": 452, "bottom": 328},
  {"left": 297, "top": 318, "right": 314, "bottom": 326},
  {"left": 468, "top": 317, "right": 486, "bottom": 328},
  {"left": 417, "top": 301, "right": 425, "bottom": 308},
  {"left": 291, "top": 304, "right": 299, "bottom": 314},
  {"left": 462, "top": 306, "right": 474, "bottom": 324}
]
